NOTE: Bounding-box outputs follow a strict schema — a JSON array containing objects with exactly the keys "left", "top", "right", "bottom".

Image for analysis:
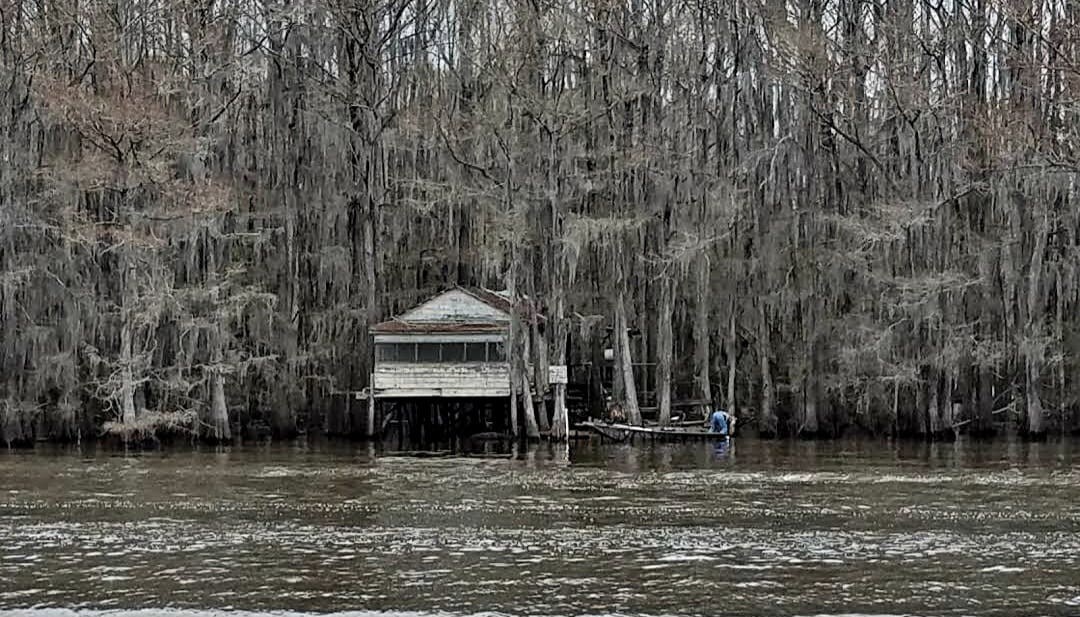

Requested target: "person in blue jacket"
[{"left": 708, "top": 407, "right": 731, "bottom": 436}]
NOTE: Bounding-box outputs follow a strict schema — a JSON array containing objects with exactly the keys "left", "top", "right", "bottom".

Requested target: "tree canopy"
[{"left": 2, "top": 0, "right": 1079, "bottom": 443}]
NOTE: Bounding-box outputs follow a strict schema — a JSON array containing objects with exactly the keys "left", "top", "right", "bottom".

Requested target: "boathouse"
[{"left": 365, "top": 287, "right": 518, "bottom": 441}]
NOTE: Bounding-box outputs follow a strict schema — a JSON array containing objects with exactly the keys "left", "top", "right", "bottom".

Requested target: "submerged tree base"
[
  {"left": 103, "top": 410, "right": 199, "bottom": 444},
  {"left": 0, "top": 401, "right": 37, "bottom": 448},
  {"left": 1019, "top": 429, "right": 1049, "bottom": 443}
]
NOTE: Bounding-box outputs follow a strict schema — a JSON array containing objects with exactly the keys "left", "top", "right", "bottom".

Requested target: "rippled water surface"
[{"left": 2, "top": 438, "right": 1079, "bottom": 616}]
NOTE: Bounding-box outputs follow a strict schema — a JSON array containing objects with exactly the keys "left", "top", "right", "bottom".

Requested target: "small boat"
[
  {"left": 382, "top": 450, "right": 514, "bottom": 459},
  {"left": 577, "top": 421, "right": 733, "bottom": 442}
]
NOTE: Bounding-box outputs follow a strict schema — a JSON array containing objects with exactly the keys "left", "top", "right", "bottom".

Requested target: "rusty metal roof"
[
  {"left": 370, "top": 286, "right": 541, "bottom": 335},
  {"left": 370, "top": 320, "right": 507, "bottom": 334},
  {"left": 457, "top": 287, "right": 514, "bottom": 314},
  {"left": 457, "top": 286, "right": 544, "bottom": 321}
]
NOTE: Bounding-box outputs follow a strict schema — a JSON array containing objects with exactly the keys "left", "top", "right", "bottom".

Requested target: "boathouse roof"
[{"left": 371, "top": 287, "right": 537, "bottom": 335}]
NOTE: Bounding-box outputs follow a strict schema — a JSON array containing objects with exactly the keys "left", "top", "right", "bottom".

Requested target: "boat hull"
[{"left": 578, "top": 421, "right": 733, "bottom": 442}]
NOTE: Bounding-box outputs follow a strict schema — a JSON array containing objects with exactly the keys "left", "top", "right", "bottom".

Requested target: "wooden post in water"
[{"left": 367, "top": 377, "right": 376, "bottom": 438}]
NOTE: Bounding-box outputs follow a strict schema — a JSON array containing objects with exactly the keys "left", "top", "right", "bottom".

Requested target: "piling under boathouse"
[{"left": 364, "top": 287, "right": 518, "bottom": 442}]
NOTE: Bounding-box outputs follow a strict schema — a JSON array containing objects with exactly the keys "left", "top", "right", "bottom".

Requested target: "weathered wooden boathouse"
[{"left": 364, "top": 287, "right": 517, "bottom": 442}]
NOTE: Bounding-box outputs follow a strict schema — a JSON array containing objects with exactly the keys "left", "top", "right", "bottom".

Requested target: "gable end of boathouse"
[{"left": 369, "top": 287, "right": 513, "bottom": 399}]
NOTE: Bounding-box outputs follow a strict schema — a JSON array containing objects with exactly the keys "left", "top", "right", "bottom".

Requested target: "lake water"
[{"left": 1, "top": 438, "right": 1079, "bottom": 616}]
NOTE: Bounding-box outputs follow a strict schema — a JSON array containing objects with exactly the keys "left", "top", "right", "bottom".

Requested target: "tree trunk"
[
  {"left": 119, "top": 308, "right": 137, "bottom": 428},
  {"left": 550, "top": 279, "right": 568, "bottom": 440},
  {"left": 943, "top": 371, "right": 957, "bottom": 434},
  {"left": 913, "top": 367, "right": 928, "bottom": 437},
  {"left": 615, "top": 292, "right": 642, "bottom": 425},
  {"left": 521, "top": 372, "right": 541, "bottom": 439},
  {"left": 509, "top": 310, "right": 520, "bottom": 438},
  {"left": 527, "top": 266, "right": 550, "bottom": 432},
  {"left": 801, "top": 306, "right": 820, "bottom": 436},
  {"left": 611, "top": 315, "right": 625, "bottom": 403},
  {"left": 1025, "top": 207, "right": 1049, "bottom": 437},
  {"left": 208, "top": 366, "right": 231, "bottom": 441},
  {"left": 118, "top": 260, "right": 137, "bottom": 430},
  {"left": 552, "top": 383, "right": 568, "bottom": 440},
  {"left": 1057, "top": 266, "right": 1066, "bottom": 434},
  {"left": 976, "top": 362, "right": 995, "bottom": 437},
  {"left": 533, "top": 317, "right": 550, "bottom": 432},
  {"left": 757, "top": 302, "right": 776, "bottom": 437},
  {"left": 927, "top": 369, "right": 943, "bottom": 437},
  {"left": 367, "top": 390, "right": 376, "bottom": 439},
  {"left": 974, "top": 250, "right": 996, "bottom": 437},
  {"left": 891, "top": 379, "right": 900, "bottom": 436},
  {"left": 206, "top": 235, "right": 231, "bottom": 442},
  {"left": 802, "top": 371, "right": 819, "bottom": 437},
  {"left": 657, "top": 277, "right": 674, "bottom": 427},
  {"left": 364, "top": 198, "right": 378, "bottom": 381},
  {"left": 1026, "top": 358, "right": 1045, "bottom": 436},
  {"left": 726, "top": 300, "right": 737, "bottom": 420},
  {"left": 275, "top": 205, "right": 300, "bottom": 436},
  {"left": 509, "top": 387, "right": 519, "bottom": 438},
  {"left": 507, "top": 252, "right": 533, "bottom": 437},
  {"left": 693, "top": 255, "right": 712, "bottom": 411}
]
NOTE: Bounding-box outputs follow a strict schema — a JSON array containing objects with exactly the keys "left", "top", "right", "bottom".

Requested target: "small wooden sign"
[{"left": 549, "top": 365, "right": 568, "bottom": 384}]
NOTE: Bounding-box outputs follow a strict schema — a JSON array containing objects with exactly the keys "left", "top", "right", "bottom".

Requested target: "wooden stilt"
[
  {"left": 397, "top": 408, "right": 405, "bottom": 450},
  {"left": 367, "top": 381, "right": 376, "bottom": 438}
]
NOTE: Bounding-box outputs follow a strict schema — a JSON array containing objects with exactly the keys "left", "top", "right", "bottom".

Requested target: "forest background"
[{"left": 2, "top": 0, "right": 1080, "bottom": 444}]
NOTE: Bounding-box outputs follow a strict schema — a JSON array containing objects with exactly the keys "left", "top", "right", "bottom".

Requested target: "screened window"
[
  {"left": 378, "top": 341, "right": 507, "bottom": 363},
  {"left": 376, "top": 343, "right": 395, "bottom": 363},
  {"left": 465, "top": 342, "right": 487, "bottom": 362},
  {"left": 396, "top": 343, "right": 417, "bottom": 362},
  {"left": 376, "top": 343, "right": 416, "bottom": 363},
  {"left": 441, "top": 342, "right": 465, "bottom": 362},
  {"left": 417, "top": 343, "right": 440, "bottom": 362}
]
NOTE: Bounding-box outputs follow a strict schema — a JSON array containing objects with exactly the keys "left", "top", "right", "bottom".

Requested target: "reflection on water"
[{"left": 1, "top": 437, "right": 1079, "bottom": 616}]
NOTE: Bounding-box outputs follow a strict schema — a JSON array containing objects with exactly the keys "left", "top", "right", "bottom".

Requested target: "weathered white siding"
[
  {"left": 398, "top": 289, "right": 509, "bottom": 323},
  {"left": 370, "top": 289, "right": 513, "bottom": 399},
  {"left": 373, "top": 363, "right": 511, "bottom": 398}
]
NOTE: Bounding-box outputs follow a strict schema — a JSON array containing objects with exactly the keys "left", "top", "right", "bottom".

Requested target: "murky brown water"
[{"left": 1, "top": 438, "right": 1079, "bottom": 617}]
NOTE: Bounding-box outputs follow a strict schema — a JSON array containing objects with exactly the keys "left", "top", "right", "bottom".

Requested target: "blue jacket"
[{"left": 709, "top": 410, "right": 729, "bottom": 435}]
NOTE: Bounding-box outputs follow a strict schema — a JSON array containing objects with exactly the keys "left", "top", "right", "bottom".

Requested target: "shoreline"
[{"left": 5, "top": 429, "right": 1080, "bottom": 453}]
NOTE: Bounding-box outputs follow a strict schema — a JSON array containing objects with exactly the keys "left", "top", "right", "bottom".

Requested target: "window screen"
[
  {"left": 417, "top": 343, "right": 440, "bottom": 363},
  {"left": 440, "top": 342, "right": 465, "bottom": 362},
  {"left": 376, "top": 343, "right": 416, "bottom": 362},
  {"left": 394, "top": 343, "right": 416, "bottom": 362},
  {"left": 376, "top": 344, "right": 395, "bottom": 362},
  {"left": 379, "top": 341, "right": 506, "bottom": 363},
  {"left": 465, "top": 342, "right": 487, "bottom": 362}
]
